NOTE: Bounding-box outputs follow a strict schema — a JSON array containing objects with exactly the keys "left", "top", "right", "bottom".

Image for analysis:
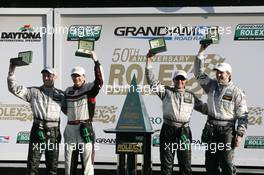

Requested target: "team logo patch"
[
  {"left": 184, "top": 93, "right": 192, "bottom": 103},
  {"left": 222, "top": 89, "right": 233, "bottom": 101}
]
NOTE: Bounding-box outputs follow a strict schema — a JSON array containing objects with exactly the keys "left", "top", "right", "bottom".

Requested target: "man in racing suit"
[
  {"left": 193, "top": 44, "right": 248, "bottom": 175},
  {"left": 145, "top": 52, "right": 207, "bottom": 175},
  {"left": 7, "top": 64, "right": 65, "bottom": 175},
  {"left": 64, "top": 51, "right": 104, "bottom": 175}
]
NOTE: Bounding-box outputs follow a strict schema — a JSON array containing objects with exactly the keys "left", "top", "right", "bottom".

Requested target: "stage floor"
[{"left": 0, "top": 163, "right": 263, "bottom": 175}]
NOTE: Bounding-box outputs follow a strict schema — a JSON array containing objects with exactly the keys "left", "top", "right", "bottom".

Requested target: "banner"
[{"left": 55, "top": 10, "right": 264, "bottom": 166}]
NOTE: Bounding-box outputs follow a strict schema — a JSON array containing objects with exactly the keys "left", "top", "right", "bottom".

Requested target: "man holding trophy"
[
  {"left": 64, "top": 50, "right": 104, "bottom": 175},
  {"left": 145, "top": 38, "right": 208, "bottom": 175},
  {"left": 7, "top": 51, "right": 66, "bottom": 175},
  {"left": 193, "top": 28, "right": 248, "bottom": 174}
]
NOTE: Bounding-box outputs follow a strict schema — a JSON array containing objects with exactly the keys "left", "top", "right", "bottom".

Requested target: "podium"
[{"left": 104, "top": 75, "right": 153, "bottom": 175}]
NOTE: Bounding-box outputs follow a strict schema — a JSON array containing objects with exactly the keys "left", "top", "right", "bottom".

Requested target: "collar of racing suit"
[
  {"left": 176, "top": 88, "right": 185, "bottom": 92},
  {"left": 217, "top": 80, "right": 233, "bottom": 90},
  {"left": 217, "top": 79, "right": 232, "bottom": 86},
  {"left": 40, "top": 85, "right": 55, "bottom": 91}
]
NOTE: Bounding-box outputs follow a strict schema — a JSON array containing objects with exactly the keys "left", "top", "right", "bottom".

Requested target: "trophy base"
[
  {"left": 10, "top": 57, "right": 31, "bottom": 66},
  {"left": 149, "top": 46, "right": 167, "bottom": 54},
  {"left": 200, "top": 39, "right": 219, "bottom": 45},
  {"left": 75, "top": 51, "right": 92, "bottom": 58}
]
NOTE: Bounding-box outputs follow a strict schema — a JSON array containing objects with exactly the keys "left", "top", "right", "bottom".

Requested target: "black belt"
[
  {"left": 164, "top": 119, "right": 189, "bottom": 127},
  {"left": 207, "top": 116, "right": 235, "bottom": 127},
  {"left": 34, "top": 119, "right": 59, "bottom": 127},
  {"left": 67, "top": 120, "right": 88, "bottom": 125}
]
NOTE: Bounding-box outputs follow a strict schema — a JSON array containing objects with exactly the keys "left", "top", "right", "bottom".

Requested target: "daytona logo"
[
  {"left": 0, "top": 24, "right": 41, "bottom": 42},
  {"left": 1, "top": 32, "right": 41, "bottom": 39}
]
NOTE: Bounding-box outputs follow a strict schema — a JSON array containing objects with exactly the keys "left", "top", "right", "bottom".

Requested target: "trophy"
[
  {"left": 10, "top": 51, "right": 32, "bottom": 66},
  {"left": 75, "top": 40, "right": 94, "bottom": 58},
  {"left": 200, "top": 27, "right": 220, "bottom": 45},
  {"left": 149, "top": 37, "right": 167, "bottom": 54}
]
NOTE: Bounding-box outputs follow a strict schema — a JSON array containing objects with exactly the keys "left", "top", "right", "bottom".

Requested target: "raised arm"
[
  {"left": 193, "top": 44, "right": 213, "bottom": 94},
  {"left": 7, "top": 63, "right": 31, "bottom": 102},
  {"left": 145, "top": 52, "right": 166, "bottom": 99},
  {"left": 87, "top": 51, "right": 104, "bottom": 97}
]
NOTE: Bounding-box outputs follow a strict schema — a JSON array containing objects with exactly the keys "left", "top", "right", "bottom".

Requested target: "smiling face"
[
  {"left": 42, "top": 72, "right": 56, "bottom": 88},
  {"left": 216, "top": 70, "right": 230, "bottom": 85},
  {"left": 173, "top": 75, "right": 187, "bottom": 90},
  {"left": 71, "top": 73, "right": 85, "bottom": 88}
]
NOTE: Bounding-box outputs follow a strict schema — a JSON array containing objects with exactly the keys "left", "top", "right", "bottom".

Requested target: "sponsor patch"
[
  {"left": 222, "top": 89, "right": 233, "bottom": 101},
  {"left": 184, "top": 93, "right": 192, "bottom": 103}
]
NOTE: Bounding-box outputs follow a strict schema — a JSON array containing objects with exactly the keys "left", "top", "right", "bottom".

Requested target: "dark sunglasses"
[
  {"left": 174, "top": 75, "right": 186, "bottom": 81},
  {"left": 71, "top": 74, "right": 81, "bottom": 77}
]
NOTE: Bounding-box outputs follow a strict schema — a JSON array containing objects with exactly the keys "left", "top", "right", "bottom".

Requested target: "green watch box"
[
  {"left": 75, "top": 40, "right": 94, "bottom": 58},
  {"left": 149, "top": 37, "right": 167, "bottom": 54},
  {"left": 10, "top": 51, "right": 32, "bottom": 66},
  {"left": 200, "top": 27, "right": 220, "bottom": 45}
]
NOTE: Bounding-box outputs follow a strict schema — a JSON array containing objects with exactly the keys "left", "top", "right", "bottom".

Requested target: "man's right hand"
[{"left": 9, "top": 63, "right": 16, "bottom": 74}]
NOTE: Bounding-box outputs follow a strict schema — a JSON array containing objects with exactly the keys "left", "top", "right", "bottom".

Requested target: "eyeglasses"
[
  {"left": 71, "top": 74, "right": 81, "bottom": 77},
  {"left": 174, "top": 76, "right": 186, "bottom": 81}
]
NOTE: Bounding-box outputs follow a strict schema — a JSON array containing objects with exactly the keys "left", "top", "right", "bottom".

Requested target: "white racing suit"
[
  {"left": 64, "top": 61, "right": 104, "bottom": 175},
  {"left": 7, "top": 71, "right": 65, "bottom": 175},
  {"left": 194, "top": 52, "right": 248, "bottom": 175},
  {"left": 145, "top": 63, "right": 207, "bottom": 175}
]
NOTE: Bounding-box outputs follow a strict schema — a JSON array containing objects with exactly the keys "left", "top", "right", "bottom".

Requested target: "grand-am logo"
[
  {"left": 0, "top": 24, "right": 41, "bottom": 42},
  {"left": 96, "top": 137, "right": 116, "bottom": 145},
  {"left": 114, "top": 26, "right": 211, "bottom": 41}
]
